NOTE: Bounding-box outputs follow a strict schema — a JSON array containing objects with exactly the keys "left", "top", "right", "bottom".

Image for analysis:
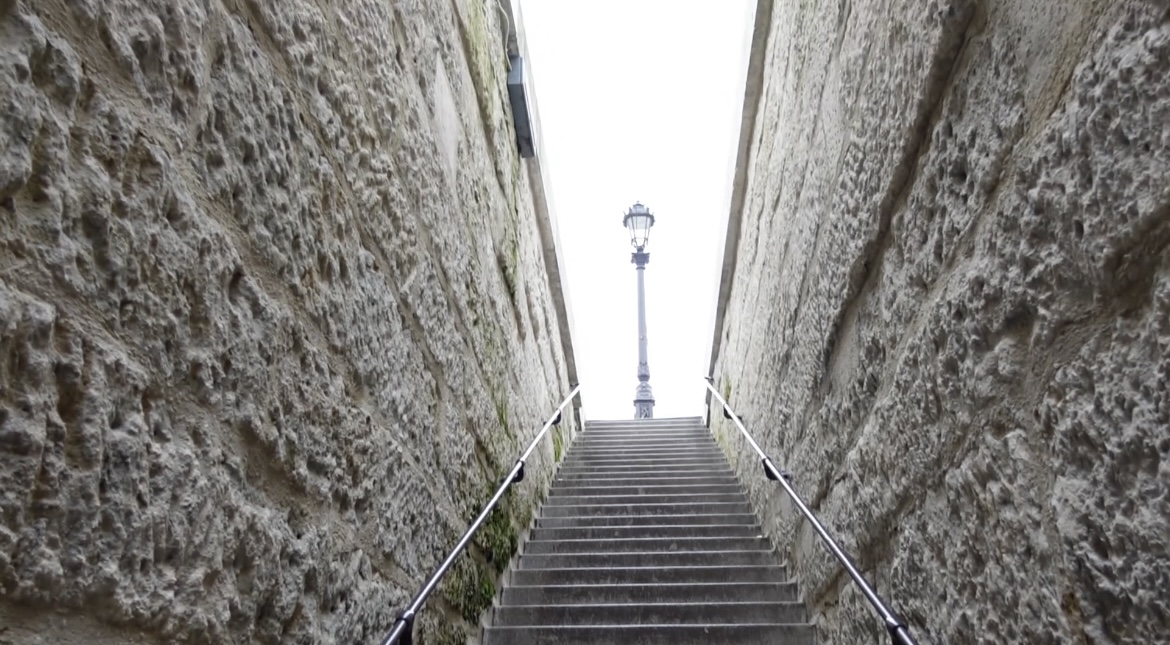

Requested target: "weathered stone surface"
[
  {"left": 712, "top": 0, "right": 1169, "bottom": 643},
  {"left": 0, "top": 0, "right": 575, "bottom": 643}
]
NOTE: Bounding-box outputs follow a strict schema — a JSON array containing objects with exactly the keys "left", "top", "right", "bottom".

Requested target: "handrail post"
[
  {"left": 378, "top": 384, "right": 582, "bottom": 645},
  {"left": 703, "top": 378, "right": 919, "bottom": 645}
]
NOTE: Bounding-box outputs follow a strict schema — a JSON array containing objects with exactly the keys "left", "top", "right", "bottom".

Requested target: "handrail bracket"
[
  {"left": 762, "top": 457, "right": 790, "bottom": 481},
  {"left": 509, "top": 460, "right": 526, "bottom": 485},
  {"left": 393, "top": 610, "right": 415, "bottom": 645},
  {"left": 722, "top": 406, "right": 744, "bottom": 424}
]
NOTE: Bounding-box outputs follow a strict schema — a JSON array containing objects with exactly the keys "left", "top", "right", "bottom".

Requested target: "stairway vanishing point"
[{"left": 483, "top": 417, "right": 817, "bottom": 644}]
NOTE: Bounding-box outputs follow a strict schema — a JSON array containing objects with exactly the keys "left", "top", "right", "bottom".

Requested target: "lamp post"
[{"left": 623, "top": 202, "right": 656, "bottom": 419}]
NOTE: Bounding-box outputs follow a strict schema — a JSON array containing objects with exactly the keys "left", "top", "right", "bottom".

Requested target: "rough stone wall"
[
  {"left": 711, "top": 0, "right": 1169, "bottom": 643},
  {"left": 0, "top": 0, "right": 577, "bottom": 643}
]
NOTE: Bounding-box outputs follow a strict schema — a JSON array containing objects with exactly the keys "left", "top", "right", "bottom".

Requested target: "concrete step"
[
  {"left": 488, "top": 417, "right": 811, "bottom": 643},
  {"left": 573, "top": 436, "right": 715, "bottom": 444},
  {"left": 501, "top": 581, "right": 800, "bottom": 605},
  {"left": 574, "top": 438, "right": 713, "bottom": 447},
  {"left": 509, "top": 564, "right": 789, "bottom": 586},
  {"left": 583, "top": 425, "right": 708, "bottom": 432},
  {"left": 560, "top": 457, "right": 727, "bottom": 467},
  {"left": 555, "top": 469, "right": 736, "bottom": 481},
  {"left": 557, "top": 464, "right": 735, "bottom": 474},
  {"left": 568, "top": 449, "right": 720, "bottom": 458},
  {"left": 553, "top": 475, "right": 739, "bottom": 485},
  {"left": 582, "top": 423, "right": 702, "bottom": 428},
  {"left": 523, "top": 536, "right": 771, "bottom": 554},
  {"left": 493, "top": 601, "right": 807, "bottom": 626},
  {"left": 584, "top": 418, "right": 704, "bottom": 429},
  {"left": 548, "top": 483, "right": 744, "bottom": 497},
  {"left": 581, "top": 430, "right": 709, "bottom": 436},
  {"left": 563, "top": 456, "right": 725, "bottom": 466},
  {"left": 535, "top": 513, "right": 759, "bottom": 528},
  {"left": 541, "top": 502, "right": 753, "bottom": 518},
  {"left": 553, "top": 473, "right": 736, "bottom": 483},
  {"left": 568, "top": 441, "right": 716, "bottom": 450},
  {"left": 530, "top": 523, "right": 763, "bottom": 541},
  {"left": 579, "top": 432, "right": 712, "bottom": 441},
  {"left": 577, "top": 430, "right": 711, "bottom": 442},
  {"left": 562, "top": 455, "right": 728, "bottom": 465},
  {"left": 482, "top": 624, "right": 817, "bottom": 645},
  {"left": 559, "top": 460, "right": 731, "bottom": 472},
  {"left": 552, "top": 478, "right": 739, "bottom": 488},
  {"left": 545, "top": 493, "right": 748, "bottom": 507},
  {"left": 573, "top": 436, "right": 715, "bottom": 446},
  {"left": 565, "top": 455, "right": 724, "bottom": 465},
  {"left": 568, "top": 447, "right": 722, "bottom": 458},
  {"left": 517, "top": 549, "right": 776, "bottom": 570},
  {"left": 553, "top": 474, "right": 739, "bottom": 487}
]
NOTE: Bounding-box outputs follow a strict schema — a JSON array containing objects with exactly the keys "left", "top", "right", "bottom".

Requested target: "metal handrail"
[
  {"left": 703, "top": 378, "right": 918, "bottom": 645},
  {"left": 378, "top": 384, "right": 581, "bottom": 645}
]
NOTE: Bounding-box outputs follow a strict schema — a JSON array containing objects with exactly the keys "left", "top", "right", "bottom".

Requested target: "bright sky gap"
[{"left": 519, "top": 0, "right": 757, "bottom": 419}]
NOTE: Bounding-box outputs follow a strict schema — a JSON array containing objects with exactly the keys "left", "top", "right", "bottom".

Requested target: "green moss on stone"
[
  {"left": 517, "top": 496, "right": 535, "bottom": 531},
  {"left": 496, "top": 234, "right": 520, "bottom": 305},
  {"left": 421, "top": 616, "right": 467, "bottom": 645},
  {"left": 464, "top": 486, "right": 520, "bottom": 576},
  {"left": 552, "top": 426, "right": 565, "bottom": 463},
  {"left": 442, "top": 556, "right": 496, "bottom": 624},
  {"left": 480, "top": 504, "right": 519, "bottom": 575},
  {"left": 462, "top": 0, "right": 502, "bottom": 124},
  {"left": 493, "top": 391, "right": 510, "bottom": 437}
]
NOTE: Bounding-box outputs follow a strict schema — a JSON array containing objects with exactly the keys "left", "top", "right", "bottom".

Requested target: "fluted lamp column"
[{"left": 623, "top": 202, "right": 656, "bottom": 419}]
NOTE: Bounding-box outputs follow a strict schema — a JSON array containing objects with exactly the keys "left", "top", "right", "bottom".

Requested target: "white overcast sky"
[{"left": 518, "top": 1, "right": 757, "bottom": 420}]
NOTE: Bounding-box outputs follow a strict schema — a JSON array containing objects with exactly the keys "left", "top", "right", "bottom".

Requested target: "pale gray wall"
[
  {"left": 711, "top": 0, "right": 1169, "bottom": 642},
  {"left": 0, "top": 0, "right": 576, "bottom": 643}
]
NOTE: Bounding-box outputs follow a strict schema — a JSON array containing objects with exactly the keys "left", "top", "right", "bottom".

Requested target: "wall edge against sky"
[
  {"left": 706, "top": 0, "right": 774, "bottom": 401},
  {"left": 507, "top": 0, "right": 582, "bottom": 415}
]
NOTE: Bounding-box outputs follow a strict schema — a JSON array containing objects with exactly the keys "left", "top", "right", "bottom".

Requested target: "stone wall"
[
  {"left": 0, "top": 0, "right": 577, "bottom": 643},
  {"left": 711, "top": 0, "right": 1169, "bottom": 643}
]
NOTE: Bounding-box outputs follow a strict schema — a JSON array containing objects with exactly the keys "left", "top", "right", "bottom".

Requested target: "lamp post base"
[
  {"left": 634, "top": 400, "right": 654, "bottom": 419},
  {"left": 634, "top": 382, "right": 655, "bottom": 419}
]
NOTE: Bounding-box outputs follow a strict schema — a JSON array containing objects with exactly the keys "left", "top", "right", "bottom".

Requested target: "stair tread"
[
  {"left": 522, "top": 548, "right": 773, "bottom": 556},
  {"left": 523, "top": 536, "right": 770, "bottom": 554},
  {"left": 483, "top": 624, "right": 816, "bottom": 645},
  {"left": 531, "top": 525, "right": 763, "bottom": 540},
  {"left": 541, "top": 502, "right": 753, "bottom": 517},
  {"left": 506, "top": 581, "right": 793, "bottom": 589},
  {"left": 486, "top": 622, "right": 813, "bottom": 626},
  {"left": 496, "top": 601, "right": 804, "bottom": 608},
  {"left": 487, "top": 419, "right": 812, "bottom": 641},
  {"left": 492, "top": 601, "right": 807, "bottom": 626},
  {"left": 509, "top": 565, "right": 790, "bottom": 586},
  {"left": 518, "top": 550, "right": 778, "bottom": 570},
  {"left": 524, "top": 536, "right": 767, "bottom": 545},
  {"left": 536, "top": 513, "right": 760, "bottom": 527}
]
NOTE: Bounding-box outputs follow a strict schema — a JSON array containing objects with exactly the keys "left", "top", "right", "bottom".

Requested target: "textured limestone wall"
[
  {"left": 711, "top": 0, "right": 1169, "bottom": 643},
  {"left": 0, "top": 0, "right": 577, "bottom": 643}
]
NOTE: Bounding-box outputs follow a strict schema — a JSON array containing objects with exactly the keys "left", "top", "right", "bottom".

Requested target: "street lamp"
[{"left": 623, "top": 202, "right": 656, "bottom": 419}]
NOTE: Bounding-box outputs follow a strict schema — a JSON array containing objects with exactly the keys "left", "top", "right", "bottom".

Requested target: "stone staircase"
[{"left": 483, "top": 417, "right": 816, "bottom": 644}]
